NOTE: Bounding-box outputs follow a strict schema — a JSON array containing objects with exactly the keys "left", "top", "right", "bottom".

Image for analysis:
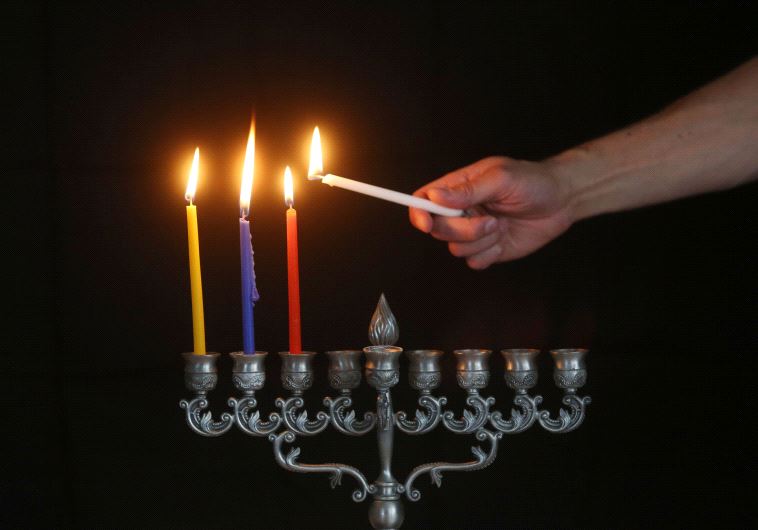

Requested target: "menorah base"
[{"left": 369, "top": 494, "right": 404, "bottom": 530}]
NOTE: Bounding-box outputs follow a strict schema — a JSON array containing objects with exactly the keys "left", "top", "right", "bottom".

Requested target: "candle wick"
[{"left": 307, "top": 174, "right": 324, "bottom": 181}]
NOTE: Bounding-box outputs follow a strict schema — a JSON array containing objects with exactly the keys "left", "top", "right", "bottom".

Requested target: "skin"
[{"left": 410, "top": 57, "right": 758, "bottom": 270}]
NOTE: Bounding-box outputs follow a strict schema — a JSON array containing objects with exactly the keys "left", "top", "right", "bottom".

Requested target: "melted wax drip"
[{"left": 368, "top": 293, "right": 399, "bottom": 346}]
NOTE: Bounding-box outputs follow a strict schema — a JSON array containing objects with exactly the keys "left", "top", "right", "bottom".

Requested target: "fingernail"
[{"left": 485, "top": 218, "right": 497, "bottom": 233}]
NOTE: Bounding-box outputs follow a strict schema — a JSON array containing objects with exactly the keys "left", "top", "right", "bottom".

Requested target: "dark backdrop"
[{"left": 4, "top": 2, "right": 757, "bottom": 528}]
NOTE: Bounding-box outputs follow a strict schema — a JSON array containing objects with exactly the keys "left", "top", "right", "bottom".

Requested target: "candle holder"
[{"left": 179, "top": 296, "right": 592, "bottom": 529}]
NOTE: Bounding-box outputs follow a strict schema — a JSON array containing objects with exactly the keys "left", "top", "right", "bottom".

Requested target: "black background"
[{"left": 4, "top": 2, "right": 757, "bottom": 528}]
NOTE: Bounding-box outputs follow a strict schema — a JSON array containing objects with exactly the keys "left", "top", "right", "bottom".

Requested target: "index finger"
[{"left": 414, "top": 157, "right": 506, "bottom": 198}]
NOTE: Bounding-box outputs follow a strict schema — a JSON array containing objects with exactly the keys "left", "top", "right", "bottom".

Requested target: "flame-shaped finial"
[{"left": 368, "top": 293, "right": 399, "bottom": 346}]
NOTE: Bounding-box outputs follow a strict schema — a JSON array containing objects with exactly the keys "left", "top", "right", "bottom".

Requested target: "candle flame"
[
  {"left": 240, "top": 119, "right": 255, "bottom": 216},
  {"left": 284, "top": 166, "right": 294, "bottom": 208},
  {"left": 308, "top": 126, "right": 323, "bottom": 177},
  {"left": 185, "top": 147, "right": 200, "bottom": 203}
]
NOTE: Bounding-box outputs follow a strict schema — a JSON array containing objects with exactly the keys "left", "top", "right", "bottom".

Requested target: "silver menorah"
[{"left": 179, "top": 294, "right": 591, "bottom": 529}]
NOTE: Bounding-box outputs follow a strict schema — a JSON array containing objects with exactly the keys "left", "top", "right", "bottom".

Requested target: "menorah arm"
[
  {"left": 489, "top": 393, "right": 543, "bottom": 434},
  {"left": 537, "top": 393, "right": 592, "bottom": 433},
  {"left": 395, "top": 394, "right": 447, "bottom": 434},
  {"left": 179, "top": 396, "right": 235, "bottom": 437},
  {"left": 228, "top": 396, "right": 282, "bottom": 436},
  {"left": 276, "top": 396, "right": 330, "bottom": 436},
  {"left": 270, "top": 431, "right": 376, "bottom": 502},
  {"left": 324, "top": 395, "right": 376, "bottom": 435},
  {"left": 403, "top": 428, "right": 502, "bottom": 501},
  {"left": 442, "top": 393, "right": 496, "bottom": 434}
]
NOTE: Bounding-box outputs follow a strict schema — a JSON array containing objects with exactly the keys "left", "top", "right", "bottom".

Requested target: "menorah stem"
[
  {"left": 364, "top": 346, "right": 405, "bottom": 530},
  {"left": 368, "top": 387, "right": 404, "bottom": 529}
]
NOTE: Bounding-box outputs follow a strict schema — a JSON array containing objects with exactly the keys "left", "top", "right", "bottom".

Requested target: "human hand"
[{"left": 409, "top": 156, "right": 575, "bottom": 269}]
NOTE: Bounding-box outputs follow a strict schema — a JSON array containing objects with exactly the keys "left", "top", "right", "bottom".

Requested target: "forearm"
[{"left": 550, "top": 57, "right": 758, "bottom": 221}]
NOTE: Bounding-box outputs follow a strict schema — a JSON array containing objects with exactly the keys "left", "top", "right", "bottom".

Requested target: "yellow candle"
[{"left": 185, "top": 148, "right": 206, "bottom": 354}]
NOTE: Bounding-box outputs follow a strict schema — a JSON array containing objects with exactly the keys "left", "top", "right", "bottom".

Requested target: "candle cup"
[
  {"left": 453, "top": 349, "right": 492, "bottom": 391},
  {"left": 279, "top": 351, "right": 317, "bottom": 395},
  {"left": 182, "top": 352, "right": 220, "bottom": 395},
  {"left": 363, "top": 346, "right": 403, "bottom": 390},
  {"left": 326, "top": 350, "right": 363, "bottom": 395},
  {"left": 406, "top": 350, "right": 444, "bottom": 393},
  {"left": 501, "top": 349, "right": 540, "bottom": 394},
  {"left": 230, "top": 351, "right": 268, "bottom": 396},
  {"left": 550, "top": 348, "right": 588, "bottom": 393}
]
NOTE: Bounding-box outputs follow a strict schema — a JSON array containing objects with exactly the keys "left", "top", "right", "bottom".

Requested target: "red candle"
[{"left": 284, "top": 166, "right": 302, "bottom": 353}]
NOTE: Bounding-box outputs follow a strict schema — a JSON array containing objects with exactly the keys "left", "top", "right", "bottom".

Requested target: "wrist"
[{"left": 544, "top": 147, "right": 596, "bottom": 223}]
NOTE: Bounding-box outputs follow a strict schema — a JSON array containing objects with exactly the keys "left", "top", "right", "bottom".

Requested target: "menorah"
[{"left": 180, "top": 295, "right": 591, "bottom": 529}]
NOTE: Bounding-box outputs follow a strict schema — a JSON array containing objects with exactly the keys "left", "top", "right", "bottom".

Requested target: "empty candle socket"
[{"left": 501, "top": 349, "right": 540, "bottom": 393}]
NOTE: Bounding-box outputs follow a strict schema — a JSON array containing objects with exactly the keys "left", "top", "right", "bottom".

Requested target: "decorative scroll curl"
[
  {"left": 396, "top": 395, "right": 447, "bottom": 434},
  {"left": 270, "top": 431, "right": 376, "bottom": 502},
  {"left": 179, "top": 397, "right": 234, "bottom": 437},
  {"left": 538, "top": 394, "right": 592, "bottom": 433},
  {"left": 228, "top": 396, "right": 281, "bottom": 437},
  {"left": 324, "top": 396, "right": 376, "bottom": 435},
  {"left": 276, "top": 396, "right": 330, "bottom": 436},
  {"left": 490, "top": 394, "right": 542, "bottom": 434},
  {"left": 442, "top": 394, "right": 495, "bottom": 434},
  {"left": 404, "top": 429, "right": 502, "bottom": 501}
]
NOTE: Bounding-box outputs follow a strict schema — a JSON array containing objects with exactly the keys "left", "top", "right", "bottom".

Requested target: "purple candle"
[
  {"left": 240, "top": 217, "right": 259, "bottom": 353},
  {"left": 239, "top": 120, "right": 259, "bottom": 354}
]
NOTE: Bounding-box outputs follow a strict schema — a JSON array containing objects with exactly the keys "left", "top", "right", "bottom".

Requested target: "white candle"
[{"left": 309, "top": 174, "right": 464, "bottom": 217}]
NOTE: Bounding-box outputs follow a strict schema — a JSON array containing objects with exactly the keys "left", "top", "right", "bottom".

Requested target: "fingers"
[
  {"left": 430, "top": 215, "right": 499, "bottom": 242},
  {"left": 409, "top": 157, "right": 509, "bottom": 234},
  {"left": 466, "top": 244, "right": 503, "bottom": 270},
  {"left": 408, "top": 206, "right": 433, "bottom": 233},
  {"left": 448, "top": 231, "right": 499, "bottom": 257}
]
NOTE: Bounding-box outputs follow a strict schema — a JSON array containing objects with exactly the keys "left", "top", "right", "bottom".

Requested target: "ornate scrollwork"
[
  {"left": 490, "top": 394, "right": 542, "bottom": 434},
  {"left": 504, "top": 371, "right": 537, "bottom": 391},
  {"left": 270, "top": 431, "right": 376, "bottom": 502},
  {"left": 366, "top": 370, "right": 400, "bottom": 390},
  {"left": 184, "top": 373, "right": 217, "bottom": 393},
  {"left": 232, "top": 373, "right": 265, "bottom": 392},
  {"left": 553, "top": 369, "right": 587, "bottom": 390},
  {"left": 455, "top": 371, "right": 489, "bottom": 390},
  {"left": 396, "top": 395, "right": 447, "bottom": 434},
  {"left": 537, "top": 394, "right": 592, "bottom": 433},
  {"left": 404, "top": 428, "right": 502, "bottom": 501},
  {"left": 324, "top": 395, "right": 376, "bottom": 435},
  {"left": 228, "top": 396, "right": 281, "bottom": 436},
  {"left": 179, "top": 397, "right": 234, "bottom": 437},
  {"left": 377, "top": 390, "right": 393, "bottom": 431},
  {"left": 328, "top": 371, "right": 361, "bottom": 391},
  {"left": 282, "top": 373, "right": 313, "bottom": 393},
  {"left": 276, "top": 396, "right": 330, "bottom": 436},
  {"left": 442, "top": 394, "right": 495, "bottom": 434},
  {"left": 408, "top": 372, "right": 441, "bottom": 391}
]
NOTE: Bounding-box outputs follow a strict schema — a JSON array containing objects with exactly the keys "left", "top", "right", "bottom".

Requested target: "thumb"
[{"left": 426, "top": 167, "right": 508, "bottom": 209}]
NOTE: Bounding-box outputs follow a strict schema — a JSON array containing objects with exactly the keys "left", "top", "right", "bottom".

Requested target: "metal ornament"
[{"left": 179, "top": 295, "right": 592, "bottom": 529}]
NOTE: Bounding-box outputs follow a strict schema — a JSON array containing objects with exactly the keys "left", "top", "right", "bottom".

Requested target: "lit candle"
[
  {"left": 185, "top": 147, "right": 206, "bottom": 355},
  {"left": 307, "top": 127, "right": 464, "bottom": 217},
  {"left": 239, "top": 120, "right": 260, "bottom": 355},
  {"left": 284, "top": 166, "right": 302, "bottom": 354}
]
